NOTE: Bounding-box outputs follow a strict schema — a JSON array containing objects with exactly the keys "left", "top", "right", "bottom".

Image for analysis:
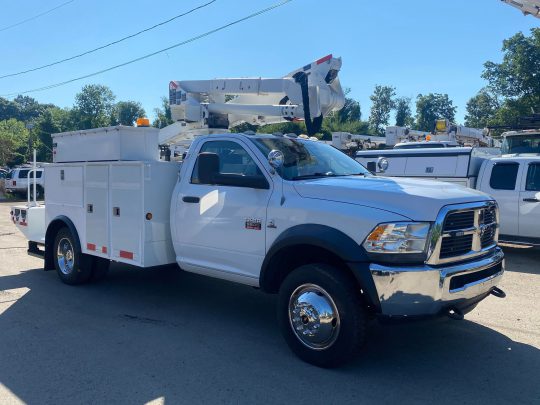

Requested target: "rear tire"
[
  {"left": 278, "top": 263, "right": 367, "bottom": 368},
  {"left": 53, "top": 227, "right": 92, "bottom": 285}
]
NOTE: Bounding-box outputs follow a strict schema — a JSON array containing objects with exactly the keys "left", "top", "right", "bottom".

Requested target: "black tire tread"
[
  {"left": 278, "top": 263, "right": 367, "bottom": 368},
  {"left": 53, "top": 227, "right": 92, "bottom": 285}
]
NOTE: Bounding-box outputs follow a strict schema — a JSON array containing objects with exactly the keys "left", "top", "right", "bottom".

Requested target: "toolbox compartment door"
[
  {"left": 110, "top": 164, "right": 143, "bottom": 265},
  {"left": 85, "top": 165, "right": 110, "bottom": 257}
]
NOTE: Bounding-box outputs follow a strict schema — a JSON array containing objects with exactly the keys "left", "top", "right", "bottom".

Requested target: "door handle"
[
  {"left": 523, "top": 198, "right": 540, "bottom": 203},
  {"left": 182, "top": 196, "right": 200, "bottom": 203}
]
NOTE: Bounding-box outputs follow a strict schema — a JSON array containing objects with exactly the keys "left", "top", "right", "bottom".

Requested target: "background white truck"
[
  {"left": 5, "top": 166, "right": 45, "bottom": 198},
  {"left": 10, "top": 57, "right": 506, "bottom": 367},
  {"left": 356, "top": 139, "right": 540, "bottom": 245}
]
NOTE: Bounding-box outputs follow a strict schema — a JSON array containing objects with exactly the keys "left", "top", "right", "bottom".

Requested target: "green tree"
[
  {"left": 0, "top": 98, "right": 20, "bottom": 121},
  {"left": 0, "top": 119, "right": 30, "bottom": 166},
  {"left": 72, "top": 84, "right": 116, "bottom": 129},
  {"left": 0, "top": 96, "right": 55, "bottom": 123},
  {"left": 33, "top": 107, "right": 74, "bottom": 162},
  {"left": 394, "top": 97, "right": 414, "bottom": 127},
  {"left": 481, "top": 28, "right": 540, "bottom": 127},
  {"left": 483, "top": 28, "right": 540, "bottom": 102},
  {"left": 113, "top": 101, "right": 146, "bottom": 126},
  {"left": 465, "top": 89, "right": 500, "bottom": 128},
  {"left": 369, "top": 85, "right": 396, "bottom": 135},
  {"left": 152, "top": 97, "right": 174, "bottom": 128},
  {"left": 415, "top": 93, "right": 457, "bottom": 132},
  {"left": 13, "top": 95, "right": 54, "bottom": 123},
  {"left": 337, "top": 89, "right": 362, "bottom": 122},
  {"left": 230, "top": 122, "right": 259, "bottom": 133}
]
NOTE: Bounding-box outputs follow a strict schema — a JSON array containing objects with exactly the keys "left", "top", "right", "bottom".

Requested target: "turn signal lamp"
[
  {"left": 426, "top": 134, "right": 432, "bottom": 141},
  {"left": 136, "top": 117, "right": 150, "bottom": 127}
]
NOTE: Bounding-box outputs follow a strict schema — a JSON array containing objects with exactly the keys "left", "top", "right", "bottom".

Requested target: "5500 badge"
[{"left": 245, "top": 218, "right": 262, "bottom": 230}]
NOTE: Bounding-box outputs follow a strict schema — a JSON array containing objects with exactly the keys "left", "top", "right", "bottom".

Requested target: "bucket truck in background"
[{"left": 385, "top": 120, "right": 496, "bottom": 148}]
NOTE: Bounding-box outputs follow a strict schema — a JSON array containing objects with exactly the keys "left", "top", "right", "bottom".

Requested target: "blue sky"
[{"left": 0, "top": 0, "right": 538, "bottom": 124}]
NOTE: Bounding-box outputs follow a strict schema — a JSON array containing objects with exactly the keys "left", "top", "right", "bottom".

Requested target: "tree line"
[
  {"left": 0, "top": 28, "right": 537, "bottom": 167},
  {"left": 0, "top": 85, "right": 173, "bottom": 166}
]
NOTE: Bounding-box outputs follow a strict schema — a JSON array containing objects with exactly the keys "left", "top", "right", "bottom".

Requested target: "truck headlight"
[{"left": 363, "top": 222, "right": 431, "bottom": 263}]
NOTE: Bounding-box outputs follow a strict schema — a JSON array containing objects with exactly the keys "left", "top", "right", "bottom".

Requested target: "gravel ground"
[{"left": 0, "top": 201, "right": 538, "bottom": 405}]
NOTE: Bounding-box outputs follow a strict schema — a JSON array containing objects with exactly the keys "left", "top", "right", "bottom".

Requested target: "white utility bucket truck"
[{"left": 11, "top": 56, "right": 506, "bottom": 367}]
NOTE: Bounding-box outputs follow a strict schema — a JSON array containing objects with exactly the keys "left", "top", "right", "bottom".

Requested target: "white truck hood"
[{"left": 293, "top": 176, "right": 491, "bottom": 221}]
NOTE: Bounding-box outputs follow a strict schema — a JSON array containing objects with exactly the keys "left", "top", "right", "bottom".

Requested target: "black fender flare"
[
  {"left": 260, "top": 224, "right": 380, "bottom": 311},
  {"left": 44, "top": 216, "right": 82, "bottom": 271}
]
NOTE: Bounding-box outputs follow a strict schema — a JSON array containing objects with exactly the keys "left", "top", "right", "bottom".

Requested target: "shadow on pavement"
[
  {"left": 0, "top": 265, "right": 538, "bottom": 404},
  {"left": 501, "top": 246, "right": 540, "bottom": 275}
]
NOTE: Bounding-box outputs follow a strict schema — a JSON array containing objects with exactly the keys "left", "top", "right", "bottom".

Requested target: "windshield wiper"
[
  {"left": 292, "top": 172, "right": 368, "bottom": 180},
  {"left": 291, "top": 172, "right": 337, "bottom": 180}
]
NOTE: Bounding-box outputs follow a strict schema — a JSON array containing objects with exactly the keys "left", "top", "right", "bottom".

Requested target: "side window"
[
  {"left": 191, "top": 140, "right": 265, "bottom": 186},
  {"left": 526, "top": 164, "right": 540, "bottom": 191},
  {"left": 489, "top": 163, "right": 519, "bottom": 190},
  {"left": 18, "top": 170, "right": 29, "bottom": 179}
]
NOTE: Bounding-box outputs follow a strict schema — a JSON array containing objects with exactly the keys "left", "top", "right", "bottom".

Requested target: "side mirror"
[
  {"left": 268, "top": 150, "right": 284, "bottom": 170},
  {"left": 198, "top": 152, "right": 220, "bottom": 184}
]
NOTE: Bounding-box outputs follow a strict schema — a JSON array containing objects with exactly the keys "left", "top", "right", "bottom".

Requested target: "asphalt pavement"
[{"left": 0, "top": 201, "right": 538, "bottom": 405}]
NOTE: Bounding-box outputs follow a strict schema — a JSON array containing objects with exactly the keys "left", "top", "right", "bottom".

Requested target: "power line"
[
  {"left": 0, "top": 0, "right": 76, "bottom": 33},
  {"left": 0, "top": 0, "right": 218, "bottom": 80},
  {"left": 1, "top": 0, "right": 293, "bottom": 97}
]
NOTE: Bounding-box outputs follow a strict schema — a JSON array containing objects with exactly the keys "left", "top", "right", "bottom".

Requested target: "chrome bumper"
[{"left": 370, "top": 248, "right": 505, "bottom": 316}]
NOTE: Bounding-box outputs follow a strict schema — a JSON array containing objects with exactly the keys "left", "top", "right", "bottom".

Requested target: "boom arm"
[
  {"left": 501, "top": 0, "right": 540, "bottom": 18},
  {"left": 161, "top": 55, "right": 345, "bottom": 145}
]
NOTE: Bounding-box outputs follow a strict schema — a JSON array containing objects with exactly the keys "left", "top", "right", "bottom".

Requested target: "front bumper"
[{"left": 370, "top": 248, "right": 505, "bottom": 316}]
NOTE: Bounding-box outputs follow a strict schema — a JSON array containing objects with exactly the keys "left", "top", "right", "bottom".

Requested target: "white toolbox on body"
[
  {"left": 52, "top": 126, "right": 159, "bottom": 163},
  {"left": 45, "top": 161, "right": 179, "bottom": 267}
]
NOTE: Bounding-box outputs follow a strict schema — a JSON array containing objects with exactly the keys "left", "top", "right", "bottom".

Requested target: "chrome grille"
[
  {"left": 440, "top": 234, "right": 474, "bottom": 259},
  {"left": 444, "top": 210, "right": 474, "bottom": 231},
  {"left": 427, "top": 201, "right": 499, "bottom": 265}
]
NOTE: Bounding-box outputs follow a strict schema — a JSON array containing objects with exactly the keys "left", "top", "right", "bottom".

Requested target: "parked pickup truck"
[
  {"left": 356, "top": 148, "right": 540, "bottom": 246},
  {"left": 11, "top": 128, "right": 505, "bottom": 367},
  {"left": 5, "top": 166, "right": 45, "bottom": 198}
]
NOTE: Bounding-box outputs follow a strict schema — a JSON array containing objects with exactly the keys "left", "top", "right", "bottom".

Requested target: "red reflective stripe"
[
  {"left": 119, "top": 250, "right": 133, "bottom": 260},
  {"left": 316, "top": 54, "right": 332, "bottom": 65},
  {"left": 87, "top": 243, "right": 96, "bottom": 251},
  {"left": 102, "top": 246, "right": 107, "bottom": 254}
]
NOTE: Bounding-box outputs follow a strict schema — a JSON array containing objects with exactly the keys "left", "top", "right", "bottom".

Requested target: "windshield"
[
  {"left": 501, "top": 135, "right": 540, "bottom": 154},
  {"left": 251, "top": 137, "right": 370, "bottom": 180}
]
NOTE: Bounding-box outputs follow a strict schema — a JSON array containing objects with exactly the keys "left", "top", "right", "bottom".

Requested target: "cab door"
[
  {"left": 518, "top": 161, "right": 540, "bottom": 239},
  {"left": 479, "top": 161, "right": 521, "bottom": 237},
  {"left": 174, "top": 138, "right": 273, "bottom": 284}
]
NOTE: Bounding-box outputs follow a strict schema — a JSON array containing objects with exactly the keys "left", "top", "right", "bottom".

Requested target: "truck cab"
[{"left": 477, "top": 156, "right": 540, "bottom": 244}]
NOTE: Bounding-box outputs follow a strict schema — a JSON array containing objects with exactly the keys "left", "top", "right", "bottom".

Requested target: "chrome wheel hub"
[
  {"left": 288, "top": 284, "right": 340, "bottom": 350},
  {"left": 57, "top": 238, "right": 75, "bottom": 275}
]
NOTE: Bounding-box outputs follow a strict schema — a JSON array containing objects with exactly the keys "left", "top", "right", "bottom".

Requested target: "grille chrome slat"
[{"left": 426, "top": 201, "right": 499, "bottom": 265}]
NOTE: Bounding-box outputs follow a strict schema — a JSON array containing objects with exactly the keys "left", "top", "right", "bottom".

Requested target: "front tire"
[
  {"left": 53, "top": 227, "right": 92, "bottom": 285},
  {"left": 278, "top": 263, "right": 367, "bottom": 368}
]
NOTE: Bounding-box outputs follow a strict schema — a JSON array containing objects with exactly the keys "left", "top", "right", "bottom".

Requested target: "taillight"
[{"left": 12, "top": 180, "right": 16, "bottom": 186}]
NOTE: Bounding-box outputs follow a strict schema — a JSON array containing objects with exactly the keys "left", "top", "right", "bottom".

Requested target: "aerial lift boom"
[
  {"left": 160, "top": 55, "right": 345, "bottom": 146},
  {"left": 501, "top": 0, "right": 540, "bottom": 18}
]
